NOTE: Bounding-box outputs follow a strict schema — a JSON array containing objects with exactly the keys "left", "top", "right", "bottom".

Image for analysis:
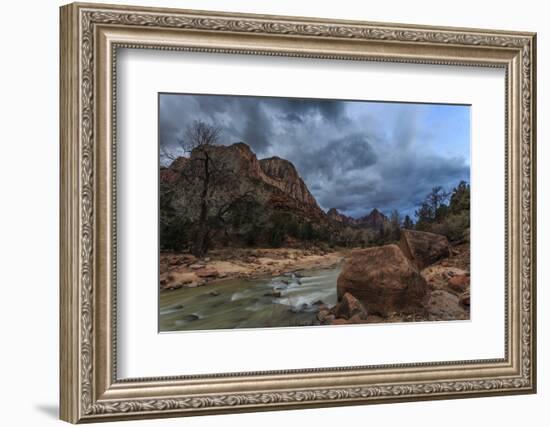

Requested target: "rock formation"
[
  {"left": 399, "top": 229, "right": 450, "bottom": 270},
  {"left": 357, "top": 208, "right": 388, "bottom": 229},
  {"left": 259, "top": 156, "right": 319, "bottom": 208},
  {"left": 327, "top": 207, "right": 389, "bottom": 229},
  {"left": 327, "top": 208, "right": 356, "bottom": 226},
  {"left": 336, "top": 244, "right": 428, "bottom": 317},
  {"left": 160, "top": 157, "right": 188, "bottom": 184},
  {"left": 161, "top": 142, "right": 329, "bottom": 226}
]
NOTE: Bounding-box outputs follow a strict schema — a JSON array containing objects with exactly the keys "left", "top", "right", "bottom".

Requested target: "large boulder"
[
  {"left": 336, "top": 245, "right": 428, "bottom": 317},
  {"left": 399, "top": 229, "right": 450, "bottom": 270}
]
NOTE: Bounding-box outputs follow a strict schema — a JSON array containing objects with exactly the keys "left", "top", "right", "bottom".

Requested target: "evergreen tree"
[{"left": 402, "top": 215, "right": 414, "bottom": 229}]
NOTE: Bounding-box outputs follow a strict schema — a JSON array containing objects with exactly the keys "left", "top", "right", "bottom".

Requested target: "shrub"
[{"left": 160, "top": 216, "right": 191, "bottom": 252}]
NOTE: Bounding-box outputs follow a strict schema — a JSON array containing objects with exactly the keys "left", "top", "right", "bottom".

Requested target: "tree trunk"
[
  {"left": 192, "top": 200, "right": 209, "bottom": 257},
  {"left": 192, "top": 150, "right": 210, "bottom": 257}
]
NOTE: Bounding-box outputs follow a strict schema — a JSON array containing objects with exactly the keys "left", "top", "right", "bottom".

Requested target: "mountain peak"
[
  {"left": 259, "top": 157, "right": 318, "bottom": 208},
  {"left": 161, "top": 143, "right": 324, "bottom": 216},
  {"left": 327, "top": 208, "right": 355, "bottom": 226},
  {"left": 230, "top": 141, "right": 253, "bottom": 152},
  {"left": 358, "top": 208, "right": 388, "bottom": 229}
]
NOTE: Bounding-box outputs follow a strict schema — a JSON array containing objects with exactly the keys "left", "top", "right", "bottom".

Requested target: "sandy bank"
[{"left": 160, "top": 248, "right": 346, "bottom": 290}]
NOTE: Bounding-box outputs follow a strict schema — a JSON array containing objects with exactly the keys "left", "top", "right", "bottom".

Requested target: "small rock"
[
  {"left": 348, "top": 313, "right": 368, "bottom": 324},
  {"left": 190, "top": 264, "right": 205, "bottom": 270},
  {"left": 459, "top": 291, "right": 470, "bottom": 307},
  {"left": 427, "top": 290, "right": 468, "bottom": 320},
  {"left": 164, "top": 282, "right": 183, "bottom": 290},
  {"left": 366, "top": 314, "right": 384, "bottom": 324},
  {"left": 209, "top": 290, "right": 220, "bottom": 297},
  {"left": 333, "top": 293, "right": 368, "bottom": 320},
  {"left": 324, "top": 314, "right": 335, "bottom": 323},
  {"left": 317, "top": 309, "right": 330, "bottom": 322},
  {"left": 195, "top": 268, "right": 219, "bottom": 278},
  {"left": 187, "top": 281, "right": 205, "bottom": 288},
  {"left": 331, "top": 318, "right": 348, "bottom": 325},
  {"left": 448, "top": 274, "right": 469, "bottom": 292},
  {"left": 181, "top": 254, "right": 197, "bottom": 264}
]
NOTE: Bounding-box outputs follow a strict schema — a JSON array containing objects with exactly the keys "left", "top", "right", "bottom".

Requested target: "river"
[{"left": 159, "top": 264, "right": 342, "bottom": 332}]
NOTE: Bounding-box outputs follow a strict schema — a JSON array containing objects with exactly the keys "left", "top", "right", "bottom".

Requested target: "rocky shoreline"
[
  {"left": 160, "top": 247, "right": 345, "bottom": 291},
  {"left": 160, "top": 231, "right": 470, "bottom": 329},
  {"left": 316, "top": 230, "right": 470, "bottom": 326}
]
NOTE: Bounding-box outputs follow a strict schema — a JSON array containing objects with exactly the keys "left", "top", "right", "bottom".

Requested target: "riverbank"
[{"left": 160, "top": 247, "right": 346, "bottom": 291}]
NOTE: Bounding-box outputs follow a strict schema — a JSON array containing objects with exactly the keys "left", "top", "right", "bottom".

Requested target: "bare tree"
[
  {"left": 163, "top": 120, "right": 254, "bottom": 257},
  {"left": 160, "top": 120, "right": 221, "bottom": 163},
  {"left": 182, "top": 122, "right": 222, "bottom": 256}
]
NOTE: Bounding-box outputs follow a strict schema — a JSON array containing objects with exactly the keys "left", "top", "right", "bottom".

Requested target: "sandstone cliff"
[
  {"left": 259, "top": 156, "right": 319, "bottom": 208},
  {"left": 160, "top": 142, "right": 331, "bottom": 249}
]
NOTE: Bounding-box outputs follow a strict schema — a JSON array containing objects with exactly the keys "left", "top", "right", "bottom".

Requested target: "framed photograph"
[{"left": 60, "top": 2, "right": 537, "bottom": 423}]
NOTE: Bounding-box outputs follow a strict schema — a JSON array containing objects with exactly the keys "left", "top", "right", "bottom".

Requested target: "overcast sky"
[{"left": 159, "top": 93, "right": 470, "bottom": 219}]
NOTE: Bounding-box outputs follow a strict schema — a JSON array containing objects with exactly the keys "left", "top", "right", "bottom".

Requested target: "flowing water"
[{"left": 159, "top": 264, "right": 342, "bottom": 332}]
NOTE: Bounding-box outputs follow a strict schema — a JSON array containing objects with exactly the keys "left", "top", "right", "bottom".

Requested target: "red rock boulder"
[
  {"left": 399, "top": 229, "right": 450, "bottom": 270},
  {"left": 336, "top": 245, "right": 428, "bottom": 317}
]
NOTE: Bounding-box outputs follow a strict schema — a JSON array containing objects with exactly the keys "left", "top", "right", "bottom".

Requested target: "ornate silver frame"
[{"left": 60, "top": 2, "right": 537, "bottom": 423}]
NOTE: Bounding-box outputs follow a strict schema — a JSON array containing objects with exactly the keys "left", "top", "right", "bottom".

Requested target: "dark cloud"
[
  {"left": 317, "top": 155, "right": 469, "bottom": 218},
  {"left": 273, "top": 98, "right": 348, "bottom": 124},
  {"left": 240, "top": 102, "right": 273, "bottom": 152},
  {"left": 281, "top": 112, "right": 304, "bottom": 124},
  {"left": 293, "top": 134, "right": 377, "bottom": 181},
  {"left": 159, "top": 94, "right": 348, "bottom": 156},
  {"left": 159, "top": 93, "right": 470, "bottom": 219}
]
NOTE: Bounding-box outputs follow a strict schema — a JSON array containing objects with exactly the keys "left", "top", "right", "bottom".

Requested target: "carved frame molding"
[{"left": 60, "top": 2, "right": 536, "bottom": 423}]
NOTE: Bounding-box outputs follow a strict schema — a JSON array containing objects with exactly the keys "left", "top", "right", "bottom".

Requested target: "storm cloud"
[{"left": 159, "top": 93, "right": 470, "bottom": 218}]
